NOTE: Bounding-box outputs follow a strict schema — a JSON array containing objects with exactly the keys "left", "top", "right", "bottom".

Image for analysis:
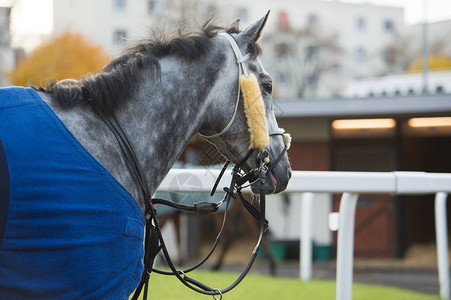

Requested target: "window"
[
  {"left": 148, "top": 0, "right": 157, "bottom": 14},
  {"left": 331, "top": 32, "right": 340, "bottom": 46},
  {"left": 384, "top": 20, "right": 394, "bottom": 34},
  {"left": 354, "top": 47, "right": 366, "bottom": 63},
  {"left": 237, "top": 8, "right": 248, "bottom": 23},
  {"left": 275, "top": 42, "right": 291, "bottom": 56},
  {"left": 307, "top": 14, "right": 318, "bottom": 30},
  {"left": 382, "top": 47, "right": 396, "bottom": 65},
  {"left": 148, "top": 0, "right": 164, "bottom": 15},
  {"left": 206, "top": 4, "right": 217, "bottom": 14},
  {"left": 114, "top": 0, "right": 126, "bottom": 11},
  {"left": 306, "top": 45, "right": 318, "bottom": 61},
  {"left": 278, "top": 11, "right": 290, "bottom": 30},
  {"left": 276, "top": 71, "right": 289, "bottom": 84},
  {"left": 0, "top": 28, "right": 10, "bottom": 47},
  {"left": 113, "top": 30, "right": 127, "bottom": 46},
  {"left": 356, "top": 17, "right": 366, "bottom": 32},
  {"left": 331, "top": 63, "right": 341, "bottom": 73},
  {"left": 306, "top": 75, "right": 317, "bottom": 88}
]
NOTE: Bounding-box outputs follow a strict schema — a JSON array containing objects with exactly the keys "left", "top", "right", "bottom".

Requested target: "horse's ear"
[
  {"left": 238, "top": 11, "right": 270, "bottom": 46},
  {"left": 229, "top": 19, "right": 240, "bottom": 32}
]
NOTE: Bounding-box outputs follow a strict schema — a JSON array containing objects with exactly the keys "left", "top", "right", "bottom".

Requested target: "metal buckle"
[{"left": 213, "top": 289, "right": 223, "bottom": 300}]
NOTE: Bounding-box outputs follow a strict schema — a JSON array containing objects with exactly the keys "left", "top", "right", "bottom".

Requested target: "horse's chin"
[
  {"left": 276, "top": 168, "right": 292, "bottom": 193},
  {"left": 250, "top": 171, "right": 286, "bottom": 195},
  {"left": 255, "top": 168, "right": 292, "bottom": 195}
]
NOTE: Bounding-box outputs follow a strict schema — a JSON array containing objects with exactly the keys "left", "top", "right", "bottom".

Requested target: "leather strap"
[{"left": 220, "top": 33, "right": 250, "bottom": 77}]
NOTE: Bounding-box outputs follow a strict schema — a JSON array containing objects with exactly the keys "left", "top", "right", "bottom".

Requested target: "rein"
[{"left": 91, "top": 32, "right": 288, "bottom": 299}]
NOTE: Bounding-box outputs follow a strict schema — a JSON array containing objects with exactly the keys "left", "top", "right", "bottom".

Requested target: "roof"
[
  {"left": 275, "top": 94, "right": 451, "bottom": 119},
  {"left": 345, "top": 71, "right": 451, "bottom": 98}
]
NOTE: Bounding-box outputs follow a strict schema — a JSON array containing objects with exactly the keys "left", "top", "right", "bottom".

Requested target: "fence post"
[
  {"left": 300, "top": 192, "right": 314, "bottom": 281},
  {"left": 435, "top": 192, "right": 450, "bottom": 300},
  {"left": 336, "top": 192, "right": 359, "bottom": 300}
]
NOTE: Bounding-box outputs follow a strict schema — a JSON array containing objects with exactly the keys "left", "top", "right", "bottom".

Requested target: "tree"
[
  {"left": 381, "top": 26, "right": 451, "bottom": 75},
  {"left": 8, "top": 32, "right": 109, "bottom": 86},
  {"left": 380, "top": 33, "right": 417, "bottom": 74},
  {"left": 408, "top": 55, "right": 451, "bottom": 73},
  {"left": 261, "top": 22, "right": 342, "bottom": 99}
]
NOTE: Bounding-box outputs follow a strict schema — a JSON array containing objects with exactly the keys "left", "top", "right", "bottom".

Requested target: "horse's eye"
[{"left": 263, "top": 83, "right": 272, "bottom": 94}]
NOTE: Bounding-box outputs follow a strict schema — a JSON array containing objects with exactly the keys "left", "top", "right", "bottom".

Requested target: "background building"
[
  {"left": 346, "top": 70, "right": 451, "bottom": 98},
  {"left": 407, "top": 20, "right": 451, "bottom": 63},
  {"left": 272, "top": 95, "right": 451, "bottom": 258},
  {"left": 234, "top": 0, "right": 405, "bottom": 99},
  {"left": 53, "top": 0, "right": 404, "bottom": 98},
  {"left": 0, "top": 4, "right": 14, "bottom": 86},
  {"left": 53, "top": 0, "right": 216, "bottom": 57}
]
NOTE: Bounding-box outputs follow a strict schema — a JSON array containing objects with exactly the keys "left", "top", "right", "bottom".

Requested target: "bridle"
[
  {"left": 92, "top": 32, "right": 290, "bottom": 299},
  {"left": 199, "top": 33, "right": 251, "bottom": 140}
]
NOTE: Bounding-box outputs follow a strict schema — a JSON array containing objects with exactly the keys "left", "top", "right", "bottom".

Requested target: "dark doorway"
[
  {"left": 332, "top": 137, "right": 398, "bottom": 257},
  {"left": 402, "top": 137, "right": 451, "bottom": 250}
]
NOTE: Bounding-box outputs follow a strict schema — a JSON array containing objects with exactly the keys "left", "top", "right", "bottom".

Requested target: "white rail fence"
[{"left": 157, "top": 170, "right": 451, "bottom": 300}]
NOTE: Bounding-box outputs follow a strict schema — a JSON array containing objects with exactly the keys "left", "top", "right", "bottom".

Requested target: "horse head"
[{"left": 200, "top": 12, "right": 292, "bottom": 194}]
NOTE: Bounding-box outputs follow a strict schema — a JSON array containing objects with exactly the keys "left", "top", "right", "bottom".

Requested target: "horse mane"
[{"left": 35, "top": 20, "right": 262, "bottom": 114}]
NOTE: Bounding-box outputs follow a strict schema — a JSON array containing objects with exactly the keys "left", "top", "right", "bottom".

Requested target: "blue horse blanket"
[{"left": 0, "top": 87, "right": 145, "bottom": 299}]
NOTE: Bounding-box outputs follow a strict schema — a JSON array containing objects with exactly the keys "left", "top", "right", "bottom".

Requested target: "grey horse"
[{"left": 0, "top": 13, "right": 291, "bottom": 299}]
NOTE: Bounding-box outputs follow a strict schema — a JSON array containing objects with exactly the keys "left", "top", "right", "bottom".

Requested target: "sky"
[
  {"left": 342, "top": 0, "right": 451, "bottom": 25},
  {"left": 7, "top": 0, "right": 52, "bottom": 50},
  {"left": 5, "top": 0, "right": 451, "bottom": 50}
]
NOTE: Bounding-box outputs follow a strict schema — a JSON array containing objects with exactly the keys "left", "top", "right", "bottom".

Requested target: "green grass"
[{"left": 131, "top": 271, "right": 440, "bottom": 300}]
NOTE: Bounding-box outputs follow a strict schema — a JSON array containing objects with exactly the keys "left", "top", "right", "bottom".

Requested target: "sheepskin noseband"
[{"left": 240, "top": 73, "right": 269, "bottom": 149}]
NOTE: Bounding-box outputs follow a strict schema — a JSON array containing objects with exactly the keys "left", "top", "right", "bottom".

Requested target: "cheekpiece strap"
[
  {"left": 200, "top": 33, "right": 251, "bottom": 139},
  {"left": 220, "top": 33, "right": 250, "bottom": 77}
]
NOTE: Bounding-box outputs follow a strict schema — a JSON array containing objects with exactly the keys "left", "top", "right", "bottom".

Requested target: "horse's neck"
[
  {"left": 39, "top": 58, "right": 215, "bottom": 211},
  {"left": 114, "top": 64, "right": 212, "bottom": 207}
]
